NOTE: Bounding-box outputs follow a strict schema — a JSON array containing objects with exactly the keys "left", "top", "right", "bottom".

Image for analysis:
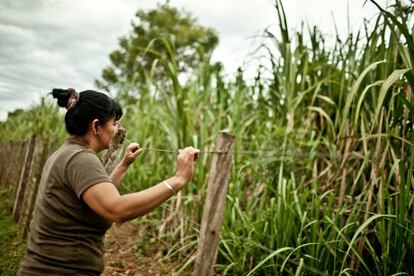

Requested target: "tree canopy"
[{"left": 96, "top": 3, "right": 219, "bottom": 96}]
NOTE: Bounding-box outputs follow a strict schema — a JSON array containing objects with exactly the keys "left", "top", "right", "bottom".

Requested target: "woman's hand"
[
  {"left": 175, "top": 146, "right": 200, "bottom": 186},
  {"left": 121, "top": 143, "right": 143, "bottom": 167}
]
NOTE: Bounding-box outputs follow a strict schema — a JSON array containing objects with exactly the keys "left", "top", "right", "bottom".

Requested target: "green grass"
[{"left": 0, "top": 189, "right": 26, "bottom": 275}]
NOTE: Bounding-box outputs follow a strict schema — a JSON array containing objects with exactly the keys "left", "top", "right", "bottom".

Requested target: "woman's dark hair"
[{"left": 51, "top": 88, "right": 123, "bottom": 135}]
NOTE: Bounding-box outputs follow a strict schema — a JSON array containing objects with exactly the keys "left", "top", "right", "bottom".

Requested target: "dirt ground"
[{"left": 103, "top": 222, "right": 180, "bottom": 276}]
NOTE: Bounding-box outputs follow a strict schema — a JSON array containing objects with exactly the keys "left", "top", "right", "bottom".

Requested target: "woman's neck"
[{"left": 68, "top": 134, "right": 101, "bottom": 153}]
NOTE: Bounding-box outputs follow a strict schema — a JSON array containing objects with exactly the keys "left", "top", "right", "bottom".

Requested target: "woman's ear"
[{"left": 91, "top": 119, "right": 100, "bottom": 135}]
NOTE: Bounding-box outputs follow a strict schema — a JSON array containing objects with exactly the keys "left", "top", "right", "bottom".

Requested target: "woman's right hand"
[
  {"left": 121, "top": 143, "right": 143, "bottom": 167},
  {"left": 175, "top": 147, "right": 200, "bottom": 186}
]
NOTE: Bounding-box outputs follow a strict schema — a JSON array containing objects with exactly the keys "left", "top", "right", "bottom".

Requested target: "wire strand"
[
  {"left": 107, "top": 231, "right": 143, "bottom": 268},
  {"left": 118, "top": 175, "right": 214, "bottom": 273},
  {"left": 121, "top": 182, "right": 202, "bottom": 228},
  {"left": 124, "top": 137, "right": 344, "bottom": 158},
  {"left": 127, "top": 221, "right": 215, "bottom": 274},
  {"left": 124, "top": 138, "right": 222, "bottom": 154}
]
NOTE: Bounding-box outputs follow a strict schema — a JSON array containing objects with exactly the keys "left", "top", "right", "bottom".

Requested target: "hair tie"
[{"left": 66, "top": 88, "right": 79, "bottom": 110}]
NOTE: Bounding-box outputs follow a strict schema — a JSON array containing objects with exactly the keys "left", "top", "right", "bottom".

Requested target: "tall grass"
[
  {"left": 0, "top": 97, "right": 65, "bottom": 142},
  {"left": 1, "top": 0, "right": 413, "bottom": 274}
]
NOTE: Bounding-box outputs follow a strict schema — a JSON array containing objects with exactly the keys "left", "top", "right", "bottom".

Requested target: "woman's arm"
[
  {"left": 83, "top": 147, "right": 199, "bottom": 223},
  {"left": 82, "top": 176, "right": 185, "bottom": 223},
  {"left": 110, "top": 143, "right": 142, "bottom": 188},
  {"left": 110, "top": 163, "right": 128, "bottom": 188}
]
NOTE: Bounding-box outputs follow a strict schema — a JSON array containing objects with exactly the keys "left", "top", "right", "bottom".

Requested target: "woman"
[{"left": 18, "top": 88, "right": 199, "bottom": 275}]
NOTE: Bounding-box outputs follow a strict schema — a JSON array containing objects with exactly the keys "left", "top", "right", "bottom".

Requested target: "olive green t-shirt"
[{"left": 18, "top": 139, "right": 113, "bottom": 275}]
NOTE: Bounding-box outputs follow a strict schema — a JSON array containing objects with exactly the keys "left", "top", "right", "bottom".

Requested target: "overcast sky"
[{"left": 0, "top": 0, "right": 388, "bottom": 121}]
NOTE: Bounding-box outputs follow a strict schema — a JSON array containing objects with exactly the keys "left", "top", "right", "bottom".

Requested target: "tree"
[{"left": 95, "top": 2, "right": 219, "bottom": 97}]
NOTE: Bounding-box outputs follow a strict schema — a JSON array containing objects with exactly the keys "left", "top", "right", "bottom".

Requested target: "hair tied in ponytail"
[{"left": 66, "top": 88, "right": 79, "bottom": 110}]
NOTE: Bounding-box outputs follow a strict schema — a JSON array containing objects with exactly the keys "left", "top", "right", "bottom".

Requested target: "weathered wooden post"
[
  {"left": 20, "top": 138, "right": 51, "bottom": 237},
  {"left": 28, "top": 139, "right": 58, "bottom": 204},
  {"left": 0, "top": 141, "right": 11, "bottom": 186},
  {"left": 0, "top": 140, "right": 16, "bottom": 187},
  {"left": 8, "top": 141, "right": 27, "bottom": 191},
  {"left": 103, "top": 124, "right": 126, "bottom": 173},
  {"left": 13, "top": 136, "right": 37, "bottom": 221},
  {"left": 16, "top": 137, "right": 45, "bottom": 234},
  {"left": 194, "top": 131, "right": 235, "bottom": 276},
  {"left": 0, "top": 141, "right": 4, "bottom": 183}
]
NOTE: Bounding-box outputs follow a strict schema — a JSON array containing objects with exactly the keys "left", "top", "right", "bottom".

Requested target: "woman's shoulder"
[
  {"left": 49, "top": 140, "right": 99, "bottom": 168},
  {"left": 64, "top": 143, "right": 101, "bottom": 164}
]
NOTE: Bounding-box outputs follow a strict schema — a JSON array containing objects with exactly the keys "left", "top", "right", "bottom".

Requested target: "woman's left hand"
[{"left": 122, "top": 143, "right": 143, "bottom": 166}]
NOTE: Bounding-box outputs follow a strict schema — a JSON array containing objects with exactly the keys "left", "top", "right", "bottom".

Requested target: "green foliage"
[
  {"left": 95, "top": 2, "right": 219, "bottom": 101},
  {"left": 0, "top": 97, "right": 66, "bottom": 143},
  {"left": 0, "top": 189, "right": 26, "bottom": 275}
]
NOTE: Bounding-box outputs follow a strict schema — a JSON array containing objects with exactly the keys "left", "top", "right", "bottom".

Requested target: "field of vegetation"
[
  {"left": 1, "top": 0, "right": 413, "bottom": 274},
  {"left": 0, "top": 189, "right": 25, "bottom": 275}
]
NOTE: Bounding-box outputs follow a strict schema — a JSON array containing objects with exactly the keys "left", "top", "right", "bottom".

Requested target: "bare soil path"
[{"left": 103, "top": 222, "right": 178, "bottom": 276}]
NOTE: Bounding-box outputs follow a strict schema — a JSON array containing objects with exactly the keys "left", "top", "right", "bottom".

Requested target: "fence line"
[
  {"left": 0, "top": 136, "right": 57, "bottom": 236},
  {"left": 0, "top": 127, "right": 235, "bottom": 275}
]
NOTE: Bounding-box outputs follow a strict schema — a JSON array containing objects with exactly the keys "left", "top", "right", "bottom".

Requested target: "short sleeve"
[{"left": 66, "top": 150, "right": 112, "bottom": 199}]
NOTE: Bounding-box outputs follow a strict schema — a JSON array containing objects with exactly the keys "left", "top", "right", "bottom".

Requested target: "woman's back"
[{"left": 18, "top": 139, "right": 112, "bottom": 275}]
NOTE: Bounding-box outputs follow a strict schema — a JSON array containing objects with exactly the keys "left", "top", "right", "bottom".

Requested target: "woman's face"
[{"left": 98, "top": 117, "right": 117, "bottom": 150}]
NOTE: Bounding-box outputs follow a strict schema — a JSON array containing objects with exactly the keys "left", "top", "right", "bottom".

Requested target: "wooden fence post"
[
  {"left": 29, "top": 139, "right": 58, "bottom": 206},
  {"left": 0, "top": 141, "right": 14, "bottom": 187},
  {"left": 0, "top": 141, "right": 10, "bottom": 185},
  {"left": 3, "top": 141, "right": 17, "bottom": 188},
  {"left": 20, "top": 138, "right": 50, "bottom": 237},
  {"left": 194, "top": 131, "right": 235, "bottom": 276},
  {"left": 7, "top": 141, "right": 27, "bottom": 191},
  {"left": 13, "top": 136, "right": 37, "bottom": 221},
  {"left": 103, "top": 124, "right": 126, "bottom": 174}
]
